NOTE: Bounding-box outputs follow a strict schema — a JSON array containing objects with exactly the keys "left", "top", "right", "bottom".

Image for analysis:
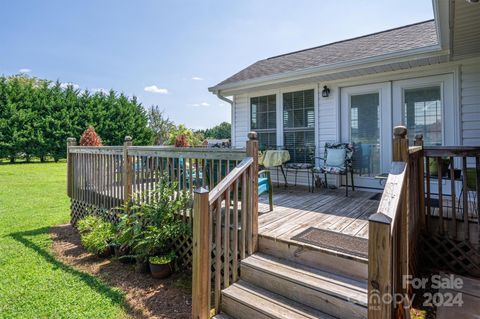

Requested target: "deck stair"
[{"left": 214, "top": 251, "right": 368, "bottom": 319}]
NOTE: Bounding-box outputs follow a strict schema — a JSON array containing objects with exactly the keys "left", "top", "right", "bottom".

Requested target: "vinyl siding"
[
  {"left": 461, "top": 61, "right": 480, "bottom": 147},
  {"left": 233, "top": 94, "right": 249, "bottom": 148}
]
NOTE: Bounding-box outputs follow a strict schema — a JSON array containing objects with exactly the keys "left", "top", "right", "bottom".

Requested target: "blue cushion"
[
  {"left": 326, "top": 148, "right": 346, "bottom": 168},
  {"left": 258, "top": 177, "right": 269, "bottom": 195}
]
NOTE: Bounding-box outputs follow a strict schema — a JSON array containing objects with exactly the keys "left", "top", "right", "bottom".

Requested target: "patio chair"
[
  {"left": 313, "top": 142, "right": 355, "bottom": 197},
  {"left": 206, "top": 159, "right": 274, "bottom": 211},
  {"left": 258, "top": 170, "right": 273, "bottom": 211}
]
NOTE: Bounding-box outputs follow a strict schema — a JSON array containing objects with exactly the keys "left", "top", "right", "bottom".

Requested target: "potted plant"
[
  {"left": 149, "top": 251, "right": 176, "bottom": 278},
  {"left": 116, "top": 174, "right": 191, "bottom": 274},
  {"left": 77, "top": 215, "right": 116, "bottom": 258}
]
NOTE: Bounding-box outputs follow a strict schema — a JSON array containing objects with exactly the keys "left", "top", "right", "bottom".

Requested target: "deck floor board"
[{"left": 259, "top": 187, "right": 380, "bottom": 241}]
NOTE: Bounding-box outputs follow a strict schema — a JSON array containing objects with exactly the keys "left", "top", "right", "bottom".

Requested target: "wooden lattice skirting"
[
  {"left": 421, "top": 232, "right": 480, "bottom": 277},
  {"left": 70, "top": 198, "right": 194, "bottom": 269}
]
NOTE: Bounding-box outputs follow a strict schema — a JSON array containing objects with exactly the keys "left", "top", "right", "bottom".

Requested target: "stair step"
[
  {"left": 241, "top": 253, "right": 367, "bottom": 319},
  {"left": 259, "top": 235, "right": 368, "bottom": 280},
  {"left": 221, "top": 280, "right": 336, "bottom": 319},
  {"left": 213, "top": 314, "right": 235, "bottom": 319}
]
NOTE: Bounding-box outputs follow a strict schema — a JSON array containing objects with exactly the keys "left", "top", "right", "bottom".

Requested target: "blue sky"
[{"left": 0, "top": 0, "right": 434, "bottom": 129}]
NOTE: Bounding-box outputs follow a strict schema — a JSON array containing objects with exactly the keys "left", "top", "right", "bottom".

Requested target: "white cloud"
[
  {"left": 60, "top": 82, "right": 80, "bottom": 90},
  {"left": 144, "top": 85, "right": 168, "bottom": 94},
  {"left": 19, "top": 68, "right": 31, "bottom": 74},
  {"left": 191, "top": 76, "right": 203, "bottom": 81},
  {"left": 92, "top": 87, "right": 109, "bottom": 94},
  {"left": 188, "top": 102, "right": 210, "bottom": 107}
]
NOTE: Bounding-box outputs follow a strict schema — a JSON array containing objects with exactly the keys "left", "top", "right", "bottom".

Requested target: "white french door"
[
  {"left": 341, "top": 83, "right": 392, "bottom": 189},
  {"left": 392, "top": 74, "right": 456, "bottom": 146}
]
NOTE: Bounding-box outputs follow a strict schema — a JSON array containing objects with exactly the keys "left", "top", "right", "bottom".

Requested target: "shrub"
[
  {"left": 77, "top": 215, "right": 115, "bottom": 255},
  {"left": 149, "top": 251, "right": 176, "bottom": 265},
  {"left": 80, "top": 126, "right": 103, "bottom": 146},
  {"left": 116, "top": 174, "right": 191, "bottom": 263}
]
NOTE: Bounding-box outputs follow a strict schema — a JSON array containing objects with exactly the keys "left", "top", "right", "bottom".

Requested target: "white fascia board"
[
  {"left": 209, "top": 45, "right": 448, "bottom": 95},
  {"left": 432, "top": 0, "right": 451, "bottom": 50}
]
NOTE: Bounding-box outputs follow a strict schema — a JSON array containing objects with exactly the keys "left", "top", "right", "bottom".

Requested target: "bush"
[
  {"left": 79, "top": 126, "right": 103, "bottom": 146},
  {"left": 149, "top": 251, "right": 176, "bottom": 265},
  {"left": 116, "top": 174, "right": 191, "bottom": 263},
  {"left": 77, "top": 215, "right": 115, "bottom": 255}
]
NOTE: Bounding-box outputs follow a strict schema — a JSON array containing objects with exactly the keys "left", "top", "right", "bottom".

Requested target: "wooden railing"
[
  {"left": 422, "top": 145, "right": 480, "bottom": 242},
  {"left": 192, "top": 132, "right": 259, "bottom": 319},
  {"left": 67, "top": 136, "right": 247, "bottom": 214},
  {"left": 368, "top": 126, "right": 425, "bottom": 319}
]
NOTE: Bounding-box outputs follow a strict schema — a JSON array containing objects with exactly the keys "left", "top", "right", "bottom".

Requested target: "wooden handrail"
[
  {"left": 208, "top": 157, "right": 253, "bottom": 205},
  {"left": 376, "top": 161, "right": 407, "bottom": 232},
  {"left": 192, "top": 132, "right": 259, "bottom": 319},
  {"left": 368, "top": 126, "right": 424, "bottom": 319},
  {"left": 127, "top": 146, "right": 246, "bottom": 160},
  {"left": 423, "top": 146, "right": 480, "bottom": 157}
]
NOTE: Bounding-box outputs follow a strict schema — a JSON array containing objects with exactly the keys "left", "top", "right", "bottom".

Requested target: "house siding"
[
  {"left": 229, "top": 58, "right": 480, "bottom": 188},
  {"left": 233, "top": 94, "right": 249, "bottom": 148},
  {"left": 460, "top": 60, "right": 480, "bottom": 147}
]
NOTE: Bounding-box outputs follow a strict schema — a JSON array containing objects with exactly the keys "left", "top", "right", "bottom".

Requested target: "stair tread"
[
  {"left": 223, "top": 280, "right": 337, "bottom": 319},
  {"left": 213, "top": 314, "right": 234, "bottom": 319},
  {"left": 242, "top": 253, "right": 367, "bottom": 306}
]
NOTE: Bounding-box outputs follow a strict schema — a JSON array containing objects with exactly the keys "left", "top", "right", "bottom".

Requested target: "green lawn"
[{"left": 0, "top": 163, "right": 129, "bottom": 319}]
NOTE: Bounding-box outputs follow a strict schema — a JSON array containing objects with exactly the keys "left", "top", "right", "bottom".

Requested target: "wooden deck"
[{"left": 258, "top": 187, "right": 380, "bottom": 241}]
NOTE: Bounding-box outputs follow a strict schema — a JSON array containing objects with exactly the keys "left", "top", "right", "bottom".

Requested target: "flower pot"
[
  {"left": 135, "top": 259, "right": 149, "bottom": 273},
  {"left": 149, "top": 262, "right": 173, "bottom": 279},
  {"left": 96, "top": 246, "right": 113, "bottom": 258}
]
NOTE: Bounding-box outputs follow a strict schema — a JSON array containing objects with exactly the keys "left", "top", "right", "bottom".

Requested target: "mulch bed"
[{"left": 50, "top": 224, "right": 192, "bottom": 319}]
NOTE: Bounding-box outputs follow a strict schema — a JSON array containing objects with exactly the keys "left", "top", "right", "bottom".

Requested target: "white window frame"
[{"left": 392, "top": 74, "right": 457, "bottom": 146}]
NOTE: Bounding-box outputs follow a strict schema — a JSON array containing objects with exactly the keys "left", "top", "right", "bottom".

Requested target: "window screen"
[
  {"left": 251, "top": 94, "right": 276, "bottom": 150},
  {"left": 283, "top": 89, "right": 315, "bottom": 163},
  {"left": 404, "top": 86, "right": 442, "bottom": 146}
]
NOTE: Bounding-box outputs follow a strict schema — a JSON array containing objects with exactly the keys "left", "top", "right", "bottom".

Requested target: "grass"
[{"left": 0, "top": 162, "right": 129, "bottom": 319}]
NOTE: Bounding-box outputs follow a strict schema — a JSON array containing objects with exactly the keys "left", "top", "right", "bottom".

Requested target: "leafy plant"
[
  {"left": 77, "top": 215, "right": 116, "bottom": 255},
  {"left": 149, "top": 251, "right": 176, "bottom": 265},
  {"left": 116, "top": 174, "right": 191, "bottom": 263}
]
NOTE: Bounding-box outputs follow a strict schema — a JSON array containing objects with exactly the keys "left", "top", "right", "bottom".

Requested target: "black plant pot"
[
  {"left": 135, "top": 259, "right": 149, "bottom": 273},
  {"left": 149, "top": 262, "right": 173, "bottom": 279},
  {"left": 96, "top": 246, "right": 114, "bottom": 258}
]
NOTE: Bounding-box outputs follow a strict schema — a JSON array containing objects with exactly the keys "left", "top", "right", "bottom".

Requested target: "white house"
[{"left": 209, "top": 0, "right": 480, "bottom": 190}]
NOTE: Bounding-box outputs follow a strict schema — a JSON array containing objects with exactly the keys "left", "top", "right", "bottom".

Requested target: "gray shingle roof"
[{"left": 214, "top": 20, "right": 437, "bottom": 88}]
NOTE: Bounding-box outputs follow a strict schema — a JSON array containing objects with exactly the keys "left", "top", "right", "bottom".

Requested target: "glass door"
[{"left": 341, "top": 83, "right": 391, "bottom": 189}]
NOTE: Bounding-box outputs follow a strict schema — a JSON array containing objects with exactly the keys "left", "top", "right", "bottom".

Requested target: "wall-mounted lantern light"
[{"left": 321, "top": 85, "right": 330, "bottom": 98}]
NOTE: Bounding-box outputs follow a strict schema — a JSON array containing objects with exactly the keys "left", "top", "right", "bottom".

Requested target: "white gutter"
[
  {"left": 214, "top": 93, "right": 235, "bottom": 146},
  {"left": 209, "top": 44, "right": 448, "bottom": 95}
]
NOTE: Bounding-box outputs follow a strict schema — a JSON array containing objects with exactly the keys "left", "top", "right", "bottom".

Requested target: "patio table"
[{"left": 259, "top": 150, "right": 290, "bottom": 187}]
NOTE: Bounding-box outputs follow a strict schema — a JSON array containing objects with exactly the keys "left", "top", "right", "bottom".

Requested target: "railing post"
[
  {"left": 414, "top": 134, "right": 426, "bottom": 230},
  {"left": 123, "top": 136, "right": 133, "bottom": 202},
  {"left": 246, "top": 132, "right": 259, "bottom": 252},
  {"left": 393, "top": 126, "right": 409, "bottom": 162},
  {"left": 192, "top": 187, "right": 210, "bottom": 319},
  {"left": 67, "top": 137, "right": 77, "bottom": 197},
  {"left": 368, "top": 213, "right": 393, "bottom": 319}
]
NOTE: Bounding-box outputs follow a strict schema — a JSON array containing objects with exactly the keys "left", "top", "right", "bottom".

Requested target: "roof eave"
[{"left": 209, "top": 45, "right": 447, "bottom": 95}]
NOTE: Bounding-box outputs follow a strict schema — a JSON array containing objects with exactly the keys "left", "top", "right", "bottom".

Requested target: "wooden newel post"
[
  {"left": 246, "top": 132, "right": 259, "bottom": 252},
  {"left": 368, "top": 213, "right": 393, "bottom": 319},
  {"left": 414, "top": 134, "right": 426, "bottom": 229},
  {"left": 67, "top": 137, "right": 77, "bottom": 197},
  {"left": 123, "top": 136, "right": 133, "bottom": 202},
  {"left": 393, "top": 126, "right": 409, "bottom": 162},
  {"left": 192, "top": 188, "right": 210, "bottom": 319}
]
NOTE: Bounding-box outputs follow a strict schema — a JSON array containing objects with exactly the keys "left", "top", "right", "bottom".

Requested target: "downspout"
[{"left": 215, "top": 92, "right": 235, "bottom": 146}]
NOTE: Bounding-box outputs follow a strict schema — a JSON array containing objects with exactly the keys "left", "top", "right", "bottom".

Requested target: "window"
[
  {"left": 251, "top": 94, "right": 276, "bottom": 150},
  {"left": 283, "top": 89, "right": 315, "bottom": 163},
  {"left": 404, "top": 86, "right": 442, "bottom": 146}
]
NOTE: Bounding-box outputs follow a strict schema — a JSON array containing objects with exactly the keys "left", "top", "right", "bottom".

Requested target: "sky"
[{"left": 0, "top": 0, "right": 434, "bottom": 129}]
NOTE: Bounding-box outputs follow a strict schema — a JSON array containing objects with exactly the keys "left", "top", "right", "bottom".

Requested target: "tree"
[
  {"left": 199, "top": 122, "right": 231, "bottom": 140},
  {"left": 167, "top": 124, "right": 203, "bottom": 147},
  {"left": 148, "top": 106, "right": 174, "bottom": 145},
  {"left": 0, "top": 74, "right": 154, "bottom": 162},
  {"left": 80, "top": 126, "right": 103, "bottom": 146}
]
